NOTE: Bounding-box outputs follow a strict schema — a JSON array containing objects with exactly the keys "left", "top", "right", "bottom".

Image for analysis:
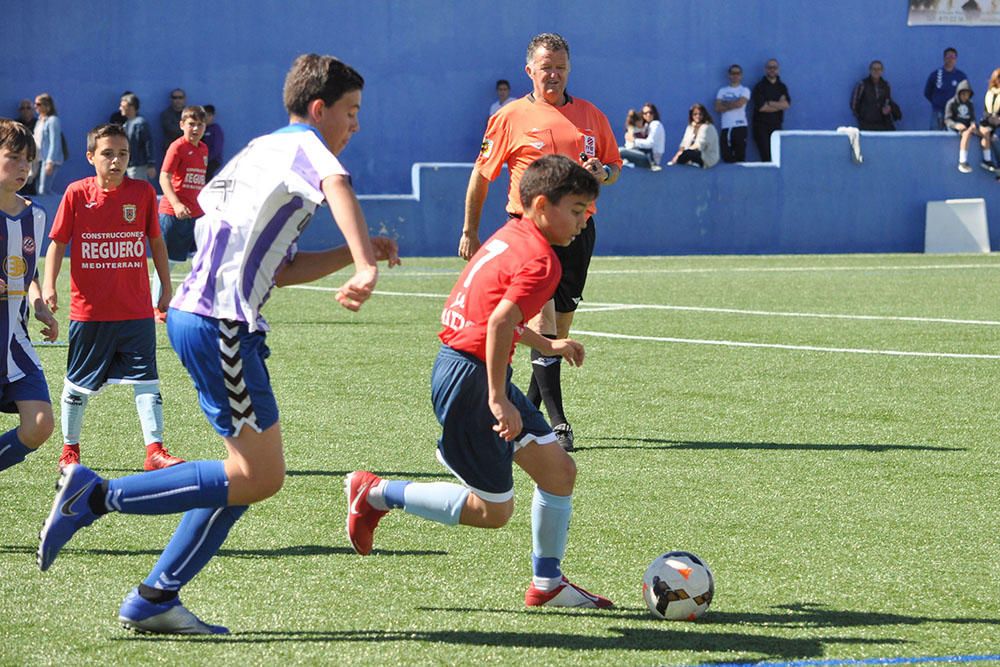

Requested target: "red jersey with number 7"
[{"left": 439, "top": 217, "right": 561, "bottom": 363}]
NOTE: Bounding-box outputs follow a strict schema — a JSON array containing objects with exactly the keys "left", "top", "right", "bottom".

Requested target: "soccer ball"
[{"left": 641, "top": 551, "right": 714, "bottom": 620}]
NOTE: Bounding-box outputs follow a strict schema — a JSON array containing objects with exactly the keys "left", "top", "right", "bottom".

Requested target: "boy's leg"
[
  {"left": 515, "top": 439, "right": 612, "bottom": 608},
  {"left": 0, "top": 375, "right": 53, "bottom": 471},
  {"left": 134, "top": 383, "right": 184, "bottom": 470},
  {"left": 60, "top": 383, "right": 89, "bottom": 467}
]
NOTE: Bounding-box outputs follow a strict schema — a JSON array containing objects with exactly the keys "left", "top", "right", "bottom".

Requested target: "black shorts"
[{"left": 551, "top": 216, "right": 596, "bottom": 313}]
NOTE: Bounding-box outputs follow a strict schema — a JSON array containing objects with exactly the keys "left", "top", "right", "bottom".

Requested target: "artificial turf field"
[{"left": 1, "top": 253, "right": 998, "bottom": 666}]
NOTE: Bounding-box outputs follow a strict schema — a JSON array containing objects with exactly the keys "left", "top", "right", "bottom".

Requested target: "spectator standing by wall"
[
  {"left": 31, "top": 93, "right": 63, "bottom": 195},
  {"left": 715, "top": 64, "right": 750, "bottom": 163},
  {"left": 202, "top": 104, "right": 225, "bottom": 181},
  {"left": 120, "top": 93, "right": 156, "bottom": 184},
  {"left": 851, "top": 60, "right": 902, "bottom": 131},
  {"left": 750, "top": 59, "right": 791, "bottom": 162},
  {"left": 924, "top": 47, "right": 967, "bottom": 130},
  {"left": 489, "top": 79, "right": 514, "bottom": 116},
  {"left": 160, "top": 89, "right": 186, "bottom": 155}
]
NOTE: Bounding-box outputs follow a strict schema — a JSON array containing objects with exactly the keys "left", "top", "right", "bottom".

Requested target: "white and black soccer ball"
[{"left": 641, "top": 551, "right": 714, "bottom": 620}]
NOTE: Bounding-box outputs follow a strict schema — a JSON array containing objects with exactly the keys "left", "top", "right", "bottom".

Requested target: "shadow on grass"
[
  {"left": 417, "top": 601, "right": 1000, "bottom": 627},
  {"left": 0, "top": 544, "right": 445, "bottom": 559},
  {"left": 580, "top": 437, "right": 962, "bottom": 453},
  {"left": 109, "top": 625, "right": 902, "bottom": 659}
]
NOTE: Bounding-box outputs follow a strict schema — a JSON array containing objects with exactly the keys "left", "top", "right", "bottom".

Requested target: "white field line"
[{"left": 287, "top": 286, "right": 999, "bottom": 360}]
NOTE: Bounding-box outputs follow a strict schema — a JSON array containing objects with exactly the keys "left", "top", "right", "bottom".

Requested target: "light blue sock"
[
  {"left": 531, "top": 487, "right": 572, "bottom": 579},
  {"left": 399, "top": 481, "right": 470, "bottom": 526},
  {"left": 143, "top": 505, "right": 247, "bottom": 591},
  {"left": 61, "top": 385, "right": 88, "bottom": 445},
  {"left": 0, "top": 429, "right": 33, "bottom": 472},
  {"left": 106, "top": 460, "right": 229, "bottom": 514},
  {"left": 134, "top": 383, "right": 164, "bottom": 445}
]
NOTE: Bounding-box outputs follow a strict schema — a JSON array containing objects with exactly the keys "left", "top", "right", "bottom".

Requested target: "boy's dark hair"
[
  {"left": 0, "top": 118, "right": 37, "bottom": 162},
  {"left": 496, "top": 79, "right": 510, "bottom": 89},
  {"left": 181, "top": 105, "right": 207, "bottom": 122},
  {"left": 204, "top": 104, "right": 216, "bottom": 115},
  {"left": 283, "top": 54, "right": 364, "bottom": 117},
  {"left": 526, "top": 33, "right": 570, "bottom": 64},
  {"left": 121, "top": 93, "right": 140, "bottom": 111},
  {"left": 944, "top": 47, "right": 958, "bottom": 57},
  {"left": 86, "top": 123, "right": 128, "bottom": 154},
  {"left": 519, "top": 155, "right": 599, "bottom": 211}
]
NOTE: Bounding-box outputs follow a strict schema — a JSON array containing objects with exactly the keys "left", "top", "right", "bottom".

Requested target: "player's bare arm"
[
  {"left": 29, "top": 279, "right": 58, "bottom": 342},
  {"left": 149, "top": 236, "right": 172, "bottom": 312},
  {"left": 158, "top": 170, "right": 190, "bottom": 219},
  {"left": 42, "top": 240, "right": 66, "bottom": 313},
  {"left": 518, "top": 327, "right": 585, "bottom": 367},
  {"left": 486, "top": 298, "right": 524, "bottom": 441},
  {"left": 460, "top": 171, "right": 490, "bottom": 260},
  {"left": 322, "top": 173, "right": 380, "bottom": 311},
  {"left": 274, "top": 236, "right": 400, "bottom": 287}
]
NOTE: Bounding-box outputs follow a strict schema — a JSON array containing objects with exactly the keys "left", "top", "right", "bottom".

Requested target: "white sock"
[
  {"left": 984, "top": 149, "right": 993, "bottom": 162},
  {"left": 367, "top": 480, "right": 389, "bottom": 511},
  {"left": 960, "top": 149, "right": 969, "bottom": 163},
  {"left": 532, "top": 576, "right": 563, "bottom": 592}
]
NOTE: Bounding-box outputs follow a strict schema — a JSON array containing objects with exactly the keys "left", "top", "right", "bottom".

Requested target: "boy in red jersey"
[
  {"left": 347, "top": 155, "right": 613, "bottom": 609},
  {"left": 153, "top": 106, "right": 209, "bottom": 321},
  {"left": 42, "top": 124, "right": 182, "bottom": 472}
]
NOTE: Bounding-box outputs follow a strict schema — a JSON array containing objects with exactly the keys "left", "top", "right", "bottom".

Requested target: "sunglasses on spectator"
[
  {"left": 172, "top": 95, "right": 185, "bottom": 100},
  {"left": 729, "top": 70, "right": 742, "bottom": 75}
]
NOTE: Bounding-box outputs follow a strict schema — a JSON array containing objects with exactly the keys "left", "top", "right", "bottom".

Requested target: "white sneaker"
[{"left": 958, "top": 162, "right": 973, "bottom": 174}]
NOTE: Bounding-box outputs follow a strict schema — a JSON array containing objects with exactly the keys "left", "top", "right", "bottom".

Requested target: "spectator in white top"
[
  {"left": 488, "top": 79, "right": 514, "bottom": 116},
  {"left": 620, "top": 103, "right": 666, "bottom": 170},
  {"left": 714, "top": 64, "right": 751, "bottom": 162}
]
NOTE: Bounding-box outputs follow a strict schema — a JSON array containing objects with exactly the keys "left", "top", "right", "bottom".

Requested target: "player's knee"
[
  {"left": 19, "top": 410, "right": 54, "bottom": 448},
  {"left": 551, "top": 451, "right": 577, "bottom": 492},
  {"left": 482, "top": 502, "right": 514, "bottom": 528},
  {"left": 244, "top": 462, "right": 286, "bottom": 502}
]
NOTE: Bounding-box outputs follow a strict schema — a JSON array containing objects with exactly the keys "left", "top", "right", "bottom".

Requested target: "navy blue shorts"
[
  {"left": 66, "top": 319, "right": 158, "bottom": 394},
  {"left": 431, "top": 344, "right": 556, "bottom": 503},
  {"left": 0, "top": 367, "right": 51, "bottom": 413},
  {"left": 159, "top": 213, "right": 196, "bottom": 262},
  {"left": 167, "top": 308, "right": 278, "bottom": 437}
]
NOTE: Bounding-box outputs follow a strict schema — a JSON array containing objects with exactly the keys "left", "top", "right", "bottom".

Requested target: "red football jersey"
[
  {"left": 439, "top": 217, "right": 561, "bottom": 363},
  {"left": 158, "top": 137, "right": 209, "bottom": 217},
  {"left": 50, "top": 176, "right": 160, "bottom": 321}
]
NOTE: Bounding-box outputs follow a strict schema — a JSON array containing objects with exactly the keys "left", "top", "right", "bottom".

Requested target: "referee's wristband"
[{"left": 601, "top": 164, "right": 611, "bottom": 182}]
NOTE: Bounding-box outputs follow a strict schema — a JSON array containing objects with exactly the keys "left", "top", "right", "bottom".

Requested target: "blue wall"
[{"left": 9, "top": 1, "right": 1000, "bottom": 256}]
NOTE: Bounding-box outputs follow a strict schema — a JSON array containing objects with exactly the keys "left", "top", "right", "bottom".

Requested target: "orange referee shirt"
[{"left": 475, "top": 93, "right": 621, "bottom": 216}]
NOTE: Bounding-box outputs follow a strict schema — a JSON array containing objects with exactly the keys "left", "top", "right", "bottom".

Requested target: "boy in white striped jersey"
[
  {"left": 0, "top": 119, "right": 58, "bottom": 474},
  {"left": 37, "top": 54, "right": 399, "bottom": 634}
]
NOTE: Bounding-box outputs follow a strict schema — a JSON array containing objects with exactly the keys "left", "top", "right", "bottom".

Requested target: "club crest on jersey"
[
  {"left": 22, "top": 237, "right": 35, "bottom": 255},
  {"left": 5, "top": 255, "right": 27, "bottom": 279},
  {"left": 583, "top": 135, "right": 596, "bottom": 157},
  {"left": 480, "top": 138, "right": 494, "bottom": 159},
  {"left": 122, "top": 204, "right": 137, "bottom": 224}
]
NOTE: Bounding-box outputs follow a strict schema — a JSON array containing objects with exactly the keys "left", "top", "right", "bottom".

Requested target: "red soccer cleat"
[
  {"left": 344, "top": 470, "right": 388, "bottom": 556},
  {"left": 525, "top": 576, "right": 614, "bottom": 609},
  {"left": 144, "top": 444, "right": 185, "bottom": 471},
  {"left": 57, "top": 444, "right": 80, "bottom": 471}
]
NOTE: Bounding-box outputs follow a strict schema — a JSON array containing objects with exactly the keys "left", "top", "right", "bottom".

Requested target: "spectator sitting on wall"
[
  {"left": 620, "top": 103, "right": 666, "bottom": 170},
  {"left": 850, "top": 60, "right": 901, "bottom": 131},
  {"left": 667, "top": 103, "right": 720, "bottom": 169},
  {"left": 924, "top": 47, "right": 967, "bottom": 130},
  {"left": 979, "top": 68, "right": 1000, "bottom": 173},
  {"left": 202, "top": 104, "right": 225, "bottom": 181},
  {"left": 945, "top": 80, "right": 979, "bottom": 174},
  {"left": 488, "top": 79, "right": 514, "bottom": 117}
]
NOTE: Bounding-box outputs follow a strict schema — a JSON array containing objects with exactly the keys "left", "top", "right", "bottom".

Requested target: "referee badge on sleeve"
[{"left": 480, "top": 138, "right": 494, "bottom": 159}]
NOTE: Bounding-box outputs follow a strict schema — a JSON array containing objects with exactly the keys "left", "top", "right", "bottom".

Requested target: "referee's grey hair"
[{"left": 526, "top": 33, "right": 570, "bottom": 64}]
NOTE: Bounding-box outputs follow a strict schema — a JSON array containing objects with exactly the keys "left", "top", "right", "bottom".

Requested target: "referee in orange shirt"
[{"left": 459, "top": 32, "right": 621, "bottom": 452}]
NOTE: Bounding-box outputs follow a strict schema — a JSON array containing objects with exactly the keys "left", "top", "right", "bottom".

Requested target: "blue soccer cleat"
[
  {"left": 118, "top": 588, "right": 229, "bottom": 635},
  {"left": 37, "top": 464, "right": 103, "bottom": 571}
]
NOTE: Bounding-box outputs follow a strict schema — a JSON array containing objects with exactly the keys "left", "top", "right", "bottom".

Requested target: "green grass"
[{"left": 2, "top": 254, "right": 998, "bottom": 666}]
